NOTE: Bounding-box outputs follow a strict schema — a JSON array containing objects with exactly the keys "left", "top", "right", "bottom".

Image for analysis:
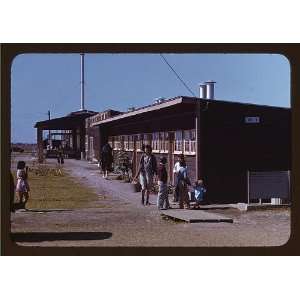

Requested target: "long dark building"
[{"left": 85, "top": 96, "right": 291, "bottom": 204}]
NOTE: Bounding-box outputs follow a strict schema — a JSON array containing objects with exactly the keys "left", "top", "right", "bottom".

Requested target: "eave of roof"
[
  {"left": 91, "top": 96, "right": 199, "bottom": 126},
  {"left": 91, "top": 95, "right": 290, "bottom": 127},
  {"left": 34, "top": 110, "right": 97, "bottom": 128}
]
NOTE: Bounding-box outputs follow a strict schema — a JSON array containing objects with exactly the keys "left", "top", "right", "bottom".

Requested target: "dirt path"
[{"left": 10, "top": 157, "right": 291, "bottom": 247}]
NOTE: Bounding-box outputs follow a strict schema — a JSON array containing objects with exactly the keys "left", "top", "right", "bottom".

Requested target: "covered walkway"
[{"left": 34, "top": 110, "right": 97, "bottom": 162}]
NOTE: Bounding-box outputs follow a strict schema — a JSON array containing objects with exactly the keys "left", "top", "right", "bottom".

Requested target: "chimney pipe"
[
  {"left": 199, "top": 84, "right": 207, "bottom": 99},
  {"left": 205, "top": 80, "right": 216, "bottom": 100},
  {"left": 80, "top": 53, "right": 85, "bottom": 110}
]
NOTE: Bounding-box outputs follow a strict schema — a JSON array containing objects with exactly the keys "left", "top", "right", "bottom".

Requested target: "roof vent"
[
  {"left": 199, "top": 83, "right": 207, "bottom": 99},
  {"left": 205, "top": 80, "right": 216, "bottom": 100},
  {"left": 127, "top": 107, "right": 136, "bottom": 112},
  {"left": 154, "top": 97, "right": 166, "bottom": 104}
]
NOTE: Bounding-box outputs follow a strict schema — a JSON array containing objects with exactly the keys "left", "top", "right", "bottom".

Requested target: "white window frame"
[
  {"left": 174, "top": 130, "right": 183, "bottom": 154},
  {"left": 159, "top": 132, "right": 169, "bottom": 153},
  {"left": 128, "top": 135, "right": 134, "bottom": 151},
  {"left": 183, "top": 129, "right": 196, "bottom": 155},
  {"left": 113, "top": 136, "right": 122, "bottom": 150},
  {"left": 136, "top": 134, "right": 143, "bottom": 152},
  {"left": 152, "top": 132, "right": 160, "bottom": 152},
  {"left": 89, "top": 136, "right": 95, "bottom": 159},
  {"left": 124, "top": 135, "right": 129, "bottom": 151}
]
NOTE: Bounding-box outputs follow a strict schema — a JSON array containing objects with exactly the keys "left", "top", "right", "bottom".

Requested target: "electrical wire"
[{"left": 159, "top": 54, "right": 196, "bottom": 97}]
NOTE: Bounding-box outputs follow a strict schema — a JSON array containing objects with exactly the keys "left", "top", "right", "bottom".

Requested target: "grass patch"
[{"left": 13, "top": 168, "right": 107, "bottom": 210}]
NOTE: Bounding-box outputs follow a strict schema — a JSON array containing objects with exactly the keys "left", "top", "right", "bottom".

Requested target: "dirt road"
[{"left": 10, "top": 155, "right": 291, "bottom": 247}]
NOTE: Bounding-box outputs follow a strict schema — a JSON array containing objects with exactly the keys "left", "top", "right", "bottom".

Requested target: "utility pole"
[
  {"left": 80, "top": 53, "right": 85, "bottom": 111},
  {"left": 48, "top": 110, "right": 51, "bottom": 146}
]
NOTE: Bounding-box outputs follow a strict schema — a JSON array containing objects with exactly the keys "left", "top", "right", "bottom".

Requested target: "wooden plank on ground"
[{"left": 161, "top": 209, "right": 233, "bottom": 223}]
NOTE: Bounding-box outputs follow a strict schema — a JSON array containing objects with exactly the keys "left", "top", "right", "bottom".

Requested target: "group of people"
[
  {"left": 133, "top": 144, "right": 206, "bottom": 210},
  {"left": 11, "top": 143, "right": 206, "bottom": 212}
]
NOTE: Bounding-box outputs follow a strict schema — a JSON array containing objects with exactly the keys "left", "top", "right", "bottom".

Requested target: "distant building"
[{"left": 34, "top": 110, "right": 98, "bottom": 160}]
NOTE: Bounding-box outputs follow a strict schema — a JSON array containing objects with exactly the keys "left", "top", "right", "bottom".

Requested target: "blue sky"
[{"left": 11, "top": 53, "right": 290, "bottom": 143}]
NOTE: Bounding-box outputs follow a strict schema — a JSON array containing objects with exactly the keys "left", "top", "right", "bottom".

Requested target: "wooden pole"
[
  {"left": 37, "top": 127, "right": 43, "bottom": 163},
  {"left": 195, "top": 101, "right": 202, "bottom": 180}
]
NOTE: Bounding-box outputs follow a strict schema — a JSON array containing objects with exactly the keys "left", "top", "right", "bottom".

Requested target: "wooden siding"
[
  {"left": 201, "top": 101, "right": 291, "bottom": 203},
  {"left": 85, "top": 99, "right": 290, "bottom": 204}
]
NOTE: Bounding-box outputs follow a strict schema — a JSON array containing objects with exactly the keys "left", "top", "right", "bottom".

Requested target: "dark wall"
[
  {"left": 201, "top": 101, "right": 291, "bottom": 203},
  {"left": 90, "top": 100, "right": 290, "bottom": 204}
]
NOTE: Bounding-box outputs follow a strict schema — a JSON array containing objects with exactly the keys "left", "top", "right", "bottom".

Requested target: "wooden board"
[{"left": 161, "top": 209, "right": 233, "bottom": 223}]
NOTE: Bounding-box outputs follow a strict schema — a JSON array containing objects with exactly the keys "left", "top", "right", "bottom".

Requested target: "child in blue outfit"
[{"left": 193, "top": 179, "right": 206, "bottom": 209}]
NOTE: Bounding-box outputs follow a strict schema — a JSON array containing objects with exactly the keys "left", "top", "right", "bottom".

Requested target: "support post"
[
  {"left": 48, "top": 110, "right": 51, "bottom": 145},
  {"left": 37, "top": 127, "right": 43, "bottom": 163},
  {"left": 132, "top": 135, "right": 137, "bottom": 177},
  {"left": 195, "top": 101, "right": 202, "bottom": 180},
  {"left": 80, "top": 125, "right": 85, "bottom": 160},
  {"left": 247, "top": 170, "right": 250, "bottom": 205},
  {"left": 72, "top": 129, "right": 77, "bottom": 156},
  {"left": 80, "top": 53, "right": 85, "bottom": 110}
]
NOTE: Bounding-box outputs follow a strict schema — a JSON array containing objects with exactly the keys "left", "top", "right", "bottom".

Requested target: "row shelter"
[{"left": 86, "top": 96, "right": 291, "bottom": 204}]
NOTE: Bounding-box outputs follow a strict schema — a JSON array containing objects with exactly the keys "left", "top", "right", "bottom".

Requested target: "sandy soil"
[{"left": 10, "top": 155, "right": 291, "bottom": 247}]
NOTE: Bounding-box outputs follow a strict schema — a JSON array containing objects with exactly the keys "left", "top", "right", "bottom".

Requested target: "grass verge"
[{"left": 13, "top": 169, "right": 107, "bottom": 210}]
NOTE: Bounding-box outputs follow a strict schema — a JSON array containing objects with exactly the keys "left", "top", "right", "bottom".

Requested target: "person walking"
[
  {"left": 57, "top": 146, "right": 64, "bottom": 164},
  {"left": 15, "top": 161, "right": 30, "bottom": 209},
  {"left": 134, "top": 144, "right": 157, "bottom": 206},
  {"left": 56, "top": 146, "right": 64, "bottom": 175},
  {"left": 101, "top": 142, "right": 113, "bottom": 179},
  {"left": 157, "top": 157, "right": 170, "bottom": 210},
  {"left": 173, "top": 154, "right": 187, "bottom": 202},
  {"left": 176, "top": 159, "right": 191, "bottom": 209}
]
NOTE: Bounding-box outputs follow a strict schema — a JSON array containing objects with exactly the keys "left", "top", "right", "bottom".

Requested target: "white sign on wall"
[{"left": 245, "top": 116, "right": 260, "bottom": 123}]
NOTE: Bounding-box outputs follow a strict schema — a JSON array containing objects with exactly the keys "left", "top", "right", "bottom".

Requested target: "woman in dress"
[
  {"left": 101, "top": 143, "right": 113, "bottom": 179},
  {"left": 15, "top": 161, "right": 30, "bottom": 209}
]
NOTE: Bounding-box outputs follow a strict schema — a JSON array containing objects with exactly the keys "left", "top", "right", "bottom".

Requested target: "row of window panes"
[{"left": 108, "top": 130, "right": 195, "bottom": 154}]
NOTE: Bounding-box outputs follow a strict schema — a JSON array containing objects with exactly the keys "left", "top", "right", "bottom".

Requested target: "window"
[
  {"left": 183, "top": 129, "right": 196, "bottom": 154},
  {"left": 159, "top": 132, "right": 169, "bottom": 152},
  {"left": 89, "top": 137, "right": 94, "bottom": 159},
  {"left": 175, "top": 130, "right": 183, "bottom": 152},
  {"left": 124, "top": 135, "right": 129, "bottom": 150},
  {"left": 164, "top": 132, "right": 169, "bottom": 152},
  {"left": 143, "top": 134, "right": 152, "bottom": 146},
  {"left": 85, "top": 135, "right": 89, "bottom": 155},
  {"left": 136, "top": 134, "right": 142, "bottom": 151},
  {"left": 128, "top": 135, "right": 134, "bottom": 151},
  {"left": 152, "top": 132, "right": 159, "bottom": 151},
  {"left": 114, "top": 136, "right": 122, "bottom": 150}
]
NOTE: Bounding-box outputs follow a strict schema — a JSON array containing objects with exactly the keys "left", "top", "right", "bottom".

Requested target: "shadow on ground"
[{"left": 11, "top": 232, "right": 112, "bottom": 242}]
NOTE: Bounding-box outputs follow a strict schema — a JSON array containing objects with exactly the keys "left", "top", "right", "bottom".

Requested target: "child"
[
  {"left": 173, "top": 154, "right": 186, "bottom": 202},
  {"left": 157, "top": 157, "right": 170, "bottom": 210},
  {"left": 15, "top": 161, "right": 30, "bottom": 209},
  {"left": 193, "top": 179, "right": 206, "bottom": 209},
  {"left": 177, "top": 163, "right": 191, "bottom": 209}
]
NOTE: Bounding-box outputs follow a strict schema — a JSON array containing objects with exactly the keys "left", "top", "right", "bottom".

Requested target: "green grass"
[{"left": 13, "top": 168, "right": 107, "bottom": 210}]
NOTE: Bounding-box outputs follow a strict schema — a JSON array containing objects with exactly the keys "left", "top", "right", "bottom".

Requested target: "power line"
[{"left": 159, "top": 54, "right": 196, "bottom": 97}]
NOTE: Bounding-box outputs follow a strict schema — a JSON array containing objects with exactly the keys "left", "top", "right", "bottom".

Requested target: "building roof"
[
  {"left": 34, "top": 110, "right": 98, "bottom": 129},
  {"left": 91, "top": 96, "right": 193, "bottom": 126},
  {"left": 90, "top": 96, "right": 290, "bottom": 127}
]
